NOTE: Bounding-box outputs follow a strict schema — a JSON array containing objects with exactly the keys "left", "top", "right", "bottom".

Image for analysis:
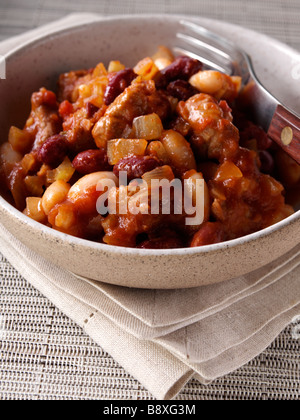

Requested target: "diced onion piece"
[
  {"left": 107, "top": 139, "right": 148, "bottom": 165},
  {"left": 78, "top": 84, "right": 92, "bottom": 99},
  {"left": 46, "top": 157, "right": 75, "bottom": 185},
  {"left": 142, "top": 165, "right": 175, "bottom": 184},
  {"left": 24, "top": 197, "right": 47, "bottom": 223},
  {"left": 76, "top": 74, "right": 108, "bottom": 108},
  {"left": 154, "top": 57, "right": 173, "bottom": 71},
  {"left": 6, "top": 165, "right": 27, "bottom": 211},
  {"left": 92, "top": 62, "right": 107, "bottom": 77},
  {"left": 134, "top": 57, "right": 159, "bottom": 80},
  {"left": 92, "top": 121, "right": 108, "bottom": 149},
  {"left": 24, "top": 175, "right": 44, "bottom": 197},
  {"left": 42, "top": 180, "right": 70, "bottom": 215},
  {"left": 107, "top": 60, "right": 125, "bottom": 73},
  {"left": 0, "top": 142, "right": 22, "bottom": 176},
  {"left": 133, "top": 113, "right": 163, "bottom": 140},
  {"left": 231, "top": 76, "right": 242, "bottom": 94},
  {"left": 89, "top": 77, "right": 108, "bottom": 108},
  {"left": 160, "top": 129, "right": 197, "bottom": 174},
  {"left": 37, "top": 163, "right": 51, "bottom": 178},
  {"left": 8, "top": 126, "right": 32, "bottom": 154},
  {"left": 151, "top": 46, "right": 174, "bottom": 70},
  {"left": 21, "top": 153, "right": 37, "bottom": 175},
  {"left": 215, "top": 161, "right": 243, "bottom": 182}
]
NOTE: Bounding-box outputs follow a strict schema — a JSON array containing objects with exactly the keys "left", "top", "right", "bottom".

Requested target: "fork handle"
[{"left": 267, "top": 105, "right": 300, "bottom": 165}]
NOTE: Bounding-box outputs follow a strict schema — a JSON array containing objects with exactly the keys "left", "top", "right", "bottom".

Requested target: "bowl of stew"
[{"left": 0, "top": 15, "right": 299, "bottom": 289}]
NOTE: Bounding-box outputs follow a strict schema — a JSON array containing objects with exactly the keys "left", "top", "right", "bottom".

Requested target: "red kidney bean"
[
  {"left": 259, "top": 150, "right": 275, "bottom": 174},
  {"left": 104, "top": 68, "right": 137, "bottom": 105},
  {"left": 37, "top": 134, "right": 68, "bottom": 167},
  {"left": 155, "top": 56, "right": 203, "bottom": 89},
  {"left": 72, "top": 149, "right": 111, "bottom": 174},
  {"left": 240, "top": 122, "right": 272, "bottom": 150},
  {"left": 86, "top": 102, "right": 100, "bottom": 118},
  {"left": 113, "top": 155, "right": 162, "bottom": 181},
  {"left": 166, "top": 79, "right": 198, "bottom": 101}
]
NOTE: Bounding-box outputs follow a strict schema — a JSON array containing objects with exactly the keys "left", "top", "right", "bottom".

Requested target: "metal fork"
[{"left": 175, "top": 20, "right": 300, "bottom": 164}]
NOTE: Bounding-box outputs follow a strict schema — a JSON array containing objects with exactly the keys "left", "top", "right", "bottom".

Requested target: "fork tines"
[{"left": 175, "top": 19, "right": 249, "bottom": 80}]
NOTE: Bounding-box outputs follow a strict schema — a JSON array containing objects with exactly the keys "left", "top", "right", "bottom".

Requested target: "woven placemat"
[
  {"left": 1, "top": 254, "right": 299, "bottom": 400},
  {"left": 0, "top": 0, "right": 299, "bottom": 51},
  {"left": 0, "top": 0, "right": 299, "bottom": 400}
]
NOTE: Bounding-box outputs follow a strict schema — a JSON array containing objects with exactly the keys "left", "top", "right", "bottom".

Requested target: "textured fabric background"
[
  {"left": 0, "top": 0, "right": 299, "bottom": 400},
  {"left": 1, "top": 256, "right": 299, "bottom": 400},
  {"left": 0, "top": 0, "right": 299, "bottom": 50}
]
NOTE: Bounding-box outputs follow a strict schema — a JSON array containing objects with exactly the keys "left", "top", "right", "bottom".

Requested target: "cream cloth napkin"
[{"left": 0, "top": 14, "right": 300, "bottom": 400}]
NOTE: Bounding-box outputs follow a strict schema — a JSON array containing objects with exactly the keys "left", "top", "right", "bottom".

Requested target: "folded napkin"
[{"left": 0, "top": 14, "right": 299, "bottom": 400}]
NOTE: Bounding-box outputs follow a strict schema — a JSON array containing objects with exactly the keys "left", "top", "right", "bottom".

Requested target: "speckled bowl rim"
[{"left": 1, "top": 13, "right": 299, "bottom": 257}]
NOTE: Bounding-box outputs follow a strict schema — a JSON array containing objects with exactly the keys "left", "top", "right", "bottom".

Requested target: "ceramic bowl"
[{"left": 0, "top": 14, "right": 299, "bottom": 289}]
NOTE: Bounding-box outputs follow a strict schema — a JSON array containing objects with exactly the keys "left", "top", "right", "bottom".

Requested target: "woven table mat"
[
  {"left": 0, "top": 0, "right": 299, "bottom": 51},
  {"left": 0, "top": 0, "right": 300, "bottom": 401},
  {"left": 1, "top": 253, "right": 299, "bottom": 400}
]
